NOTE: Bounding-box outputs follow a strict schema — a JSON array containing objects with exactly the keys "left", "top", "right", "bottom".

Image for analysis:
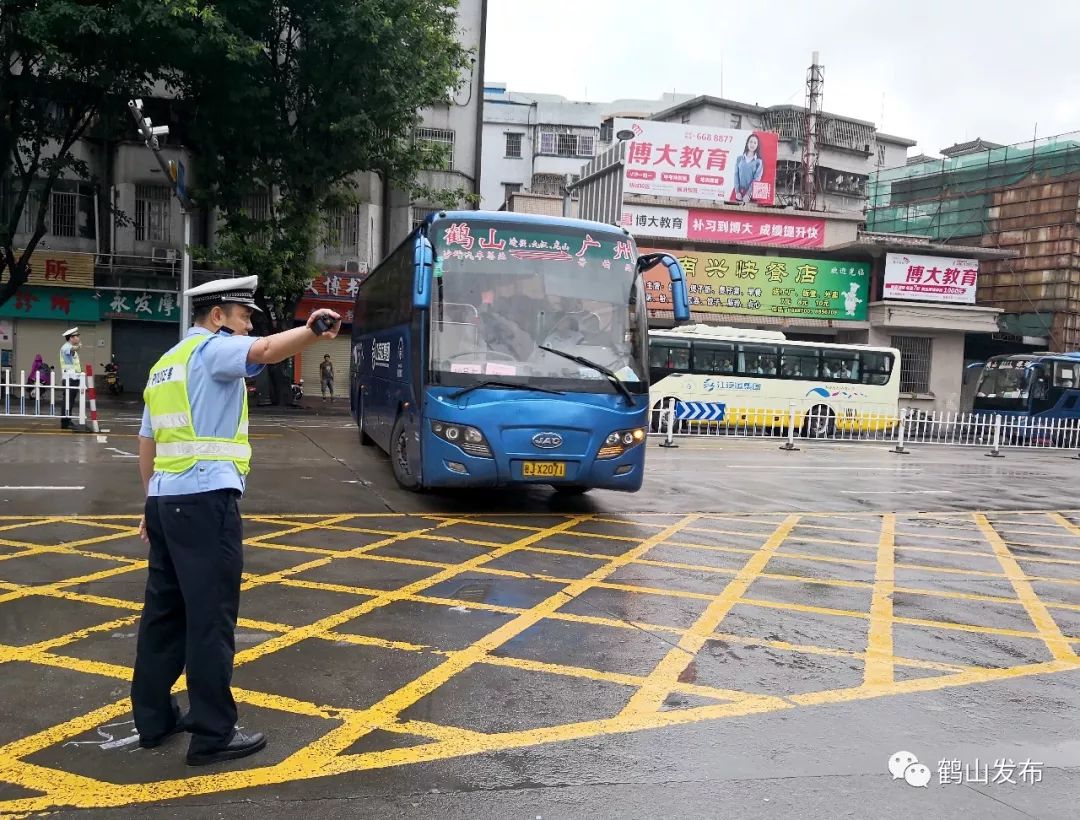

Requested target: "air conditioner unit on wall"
[
  {"left": 152, "top": 247, "right": 177, "bottom": 265},
  {"left": 344, "top": 259, "right": 361, "bottom": 274}
]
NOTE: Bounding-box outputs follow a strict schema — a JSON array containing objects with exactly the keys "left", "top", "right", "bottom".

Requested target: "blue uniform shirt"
[{"left": 140, "top": 327, "right": 265, "bottom": 497}]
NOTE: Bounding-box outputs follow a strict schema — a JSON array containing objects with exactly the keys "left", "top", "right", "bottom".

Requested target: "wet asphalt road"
[{"left": 1, "top": 408, "right": 1079, "bottom": 818}]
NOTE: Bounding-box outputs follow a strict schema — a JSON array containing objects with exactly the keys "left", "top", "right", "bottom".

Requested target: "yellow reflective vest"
[{"left": 143, "top": 335, "right": 251, "bottom": 474}]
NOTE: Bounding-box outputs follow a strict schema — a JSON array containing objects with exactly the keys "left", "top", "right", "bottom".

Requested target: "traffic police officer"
[
  {"left": 59, "top": 327, "right": 81, "bottom": 429},
  {"left": 131, "top": 275, "right": 340, "bottom": 766}
]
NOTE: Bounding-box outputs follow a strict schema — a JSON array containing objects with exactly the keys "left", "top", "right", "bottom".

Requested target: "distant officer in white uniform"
[
  {"left": 132, "top": 275, "right": 340, "bottom": 767},
  {"left": 59, "top": 326, "right": 82, "bottom": 430}
]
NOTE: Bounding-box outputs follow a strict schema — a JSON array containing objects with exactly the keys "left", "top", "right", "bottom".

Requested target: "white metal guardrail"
[
  {"left": 651, "top": 400, "right": 1080, "bottom": 455},
  {"left": 1, "top": 369, "right": 86, "bottom": 426}
]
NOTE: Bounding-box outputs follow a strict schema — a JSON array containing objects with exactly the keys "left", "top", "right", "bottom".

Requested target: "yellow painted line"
[
  {"left": 620, "top": 515, "right": 800, "bottom": 716},
  {"left": 231, "top": 688, "right": 349, "bottom": 720},
  {"left": 863, "top": 514, "right": 895, "bottom": 688},
  {"left": 282, "top": 515, "right": 699, "bottom": 766},
  {"left": 0, "top": 559, "right": 146, "bottom": 606},
  {"left": 320, "top": 630, "right": 438, "bottom": 655},
  {"left": 975, "top": 514, "right": 1077, "bottom": 661},
  {"left": 707, "top": 630, "right": 971, "bottom": 674},
  {"left": 478, "top": 654, "right": 744, "bottom": 702}
]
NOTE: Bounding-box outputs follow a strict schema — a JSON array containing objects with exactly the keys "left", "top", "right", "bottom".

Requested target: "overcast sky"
[{"left": 484, "top": 0, "right": 1080, "bottom": 161}]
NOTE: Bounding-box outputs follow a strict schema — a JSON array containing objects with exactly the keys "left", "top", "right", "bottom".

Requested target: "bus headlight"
[
  {"left": 431, "top": 421, "right": 492, "bottom": 457},
  {"left": 598, "top": 427, "right": 646, "bottom": 459}
]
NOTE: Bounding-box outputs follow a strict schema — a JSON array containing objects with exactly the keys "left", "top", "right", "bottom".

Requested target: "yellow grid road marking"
[
  {"left": 621, "top": 515, "right": 799, "bottom": 715},
  {"left": 975, "top": 514, "right": 1077, "bottom": 661},
  {"left": 0, "top": 509, "right": 1079, "bottom": 816}
]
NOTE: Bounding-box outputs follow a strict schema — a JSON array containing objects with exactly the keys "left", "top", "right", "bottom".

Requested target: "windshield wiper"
[
  {"left": 538, "top": 345, "right": 635, "bottom": 405},
  {"left": 448, "top": 380, "right": 565, "bottom": 400}
]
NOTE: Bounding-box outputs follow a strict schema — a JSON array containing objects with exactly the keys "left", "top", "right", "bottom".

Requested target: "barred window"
[
  {"left": 891, "top": 335, "right": 932, "bottom": 393},
  {"left": 50, "top": 191, "right": 78, "bottom": 236},
  {"left": 415, "top": 127, "right": 455, "bottom": 171},
  {"left": 135, "top": 184, "right": 171, "bottom": 242},
  {"left": 505, "top": 132, "right": 522, "bottom": 158},
  {"left": 322, "top": 203, "right": 360, "bottom": 255},
  {"left": 412, "top": 206, "right": 438, "bottom": 231}
]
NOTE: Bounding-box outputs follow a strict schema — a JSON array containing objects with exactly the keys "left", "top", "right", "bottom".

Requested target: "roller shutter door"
[
  {"left": 12, "top": 319, "right": 108, "bottom": 381},
  {"left": 301, "top": 335, "right": 351, "bottom": 398},
  {"left": 111, "top": 321, "right": 179, "bottom": 394}
]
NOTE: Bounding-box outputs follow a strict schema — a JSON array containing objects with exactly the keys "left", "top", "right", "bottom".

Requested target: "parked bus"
[
  {"left": 350, "top": 211, "right": 689, "bottom": 493},
  {"left": 973, "top": 352, "right": 1080, "bottom": 421},
  {"left": 648, "top": 325, "right": 901, "bottom": 435}
]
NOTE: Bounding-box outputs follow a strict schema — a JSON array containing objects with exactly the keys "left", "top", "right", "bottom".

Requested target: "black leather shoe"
[
  {"left": 138, "top": 717, "right": 189, "bottom": 749},
  {"left": 186, "top": 731, "right": 267, "bottom": 766}
]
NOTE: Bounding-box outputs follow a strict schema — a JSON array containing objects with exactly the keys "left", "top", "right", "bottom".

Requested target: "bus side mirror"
[
  {"left": 637, "top": 253, "right": 691, "bottom": 324},
  {"left": 413, "top": 237, "right": 433, "bottom": 311}
]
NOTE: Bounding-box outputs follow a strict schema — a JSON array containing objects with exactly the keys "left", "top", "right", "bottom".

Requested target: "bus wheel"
[
  {"left": 553, "top": 485, "right": 589, "bottom": 496},
  {"left": 391, "top": 415, "right": 421, "bottom": 491},
  {"left": 804, "top": 405, "right": 836, "bottom": 438},
  {"left": 357, "top": 393, "right": 374, "bottom": 446}
]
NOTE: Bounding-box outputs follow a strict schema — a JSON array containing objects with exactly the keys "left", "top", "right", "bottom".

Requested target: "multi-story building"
[
  {"left": 867, "top": 131, "right": 1080, "bottom": 356},
  {"left": 480, "top": 84, "right": 694, "bottom": 211},
  {"left": 1, "top": 0, "right": 486, "bottom": 390},
  {"left": 647, "top": 95, "right": 915, "bottom": 214}
]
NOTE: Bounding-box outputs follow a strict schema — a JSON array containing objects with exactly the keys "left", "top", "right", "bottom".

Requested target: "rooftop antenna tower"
[{"left": 802, "top": 51, "right": 824, "bottom": 211}]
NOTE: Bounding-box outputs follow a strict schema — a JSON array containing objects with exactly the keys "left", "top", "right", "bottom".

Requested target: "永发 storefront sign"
[
  {"left": 0, "top": 286, "right": 100, "bottom": 321},
  {"left": 615, "top": 118, "right": 780, "bottom": 205},
  {"left": 19, "top": 249, "right": 95, "bottom": 288},
  {"left": 620, "top": 204, "right": 826, "bottom": 249},
  {"left": 99, "top": 289, "right": 180, "bottom": 322},
  {"left": 883, "top": 253, "right": 978, "bottom": 304},
  {"left": 642, "top": 248, "right": 870, "bottom": 321}
]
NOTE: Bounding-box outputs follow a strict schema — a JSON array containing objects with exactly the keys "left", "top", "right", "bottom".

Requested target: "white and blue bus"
[
  {"left": 350, "top": 211, "right": 689, "bottom": 494},
  {"left": 974, "top": 352, "right": 1080, "bottom": 421}
]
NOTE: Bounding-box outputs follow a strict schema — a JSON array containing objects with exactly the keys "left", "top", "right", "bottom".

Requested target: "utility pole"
[{"left": 127, "top": 99, "right": 194, "bottom": 338}]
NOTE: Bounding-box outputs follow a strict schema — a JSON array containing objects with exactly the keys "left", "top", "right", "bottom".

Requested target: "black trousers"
[
  {"left": 131, "top": 489, "right": 244, "bottom": 753},
  {"left": 60, "top": 375, "right": 72, "bottom": 428}
]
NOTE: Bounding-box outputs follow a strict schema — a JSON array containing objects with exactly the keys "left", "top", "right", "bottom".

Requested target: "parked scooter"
[
  {"left": 290, "top": 378, "right": 304, "bottom": 405},
  {"left": 102, "top": 360, "right": 123, "bottom": 395}
]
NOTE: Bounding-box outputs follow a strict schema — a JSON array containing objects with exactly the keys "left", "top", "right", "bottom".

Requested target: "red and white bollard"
[{"left": 84, "top": 364, "right": 100, "bottom": 433}]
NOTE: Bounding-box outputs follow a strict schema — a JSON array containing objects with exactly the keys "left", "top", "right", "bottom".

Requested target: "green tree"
[
  {"left": 0, "top": 0, "right": 223, "bottom": 307},
  {"left": 182, "top": 0, "right": 473, "bottom": 338}
]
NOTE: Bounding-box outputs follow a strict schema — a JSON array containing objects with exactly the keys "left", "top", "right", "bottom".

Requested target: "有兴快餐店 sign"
[{"left": 642, "top": 248, "right": 869, "bottom": 322}]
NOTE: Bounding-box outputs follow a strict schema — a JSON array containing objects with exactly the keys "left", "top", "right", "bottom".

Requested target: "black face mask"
[{"left": 217, "top": 326, "right": 234, "bottom": 336}]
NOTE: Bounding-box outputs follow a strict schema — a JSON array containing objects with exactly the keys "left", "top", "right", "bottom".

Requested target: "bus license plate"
[{"left": 522, "top": 461, "right": 566, "bottom": 478}]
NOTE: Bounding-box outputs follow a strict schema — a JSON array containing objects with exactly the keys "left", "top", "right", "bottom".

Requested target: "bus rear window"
[{"left": 860, "top": 351, "right": 894, "bottom": 386}]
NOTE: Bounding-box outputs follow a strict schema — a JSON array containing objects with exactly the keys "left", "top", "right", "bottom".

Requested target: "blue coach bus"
[
  {"left": 973, "top": 352, "right": 1080, "bottom": 421},
  {"left": 350, "top": 210, "right": 689, "bottom": 493}
]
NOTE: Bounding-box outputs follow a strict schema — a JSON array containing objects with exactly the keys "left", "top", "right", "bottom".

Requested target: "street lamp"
[{"left": 128, "top": 99, "right": 194, "bottom": 338}]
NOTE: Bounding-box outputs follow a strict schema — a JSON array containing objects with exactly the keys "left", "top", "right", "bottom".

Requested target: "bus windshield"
[
  {"left": 428, "top": 218, "right": 647, "bottom": 394},
  {"left": 975, "top": 359, "right": 1032, "bottom": 409}
]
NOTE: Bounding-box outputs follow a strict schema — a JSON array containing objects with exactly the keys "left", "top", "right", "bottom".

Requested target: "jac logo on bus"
[
  {"left": 372, "top": 339, "right": 391, "bottom": 368},
  {"left": 532, "top": 432, "right": 563, "bottom": 449}
]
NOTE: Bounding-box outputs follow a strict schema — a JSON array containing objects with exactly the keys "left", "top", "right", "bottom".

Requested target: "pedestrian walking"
[
  {"left": 320, "top": 353, "right": 334, "bottom": 401},
  {"left": 59, "top": 327, "right": 81, "bottom": 430},
  {"left": 131, "top": 275, "right": 340, "bottom": 766}
]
